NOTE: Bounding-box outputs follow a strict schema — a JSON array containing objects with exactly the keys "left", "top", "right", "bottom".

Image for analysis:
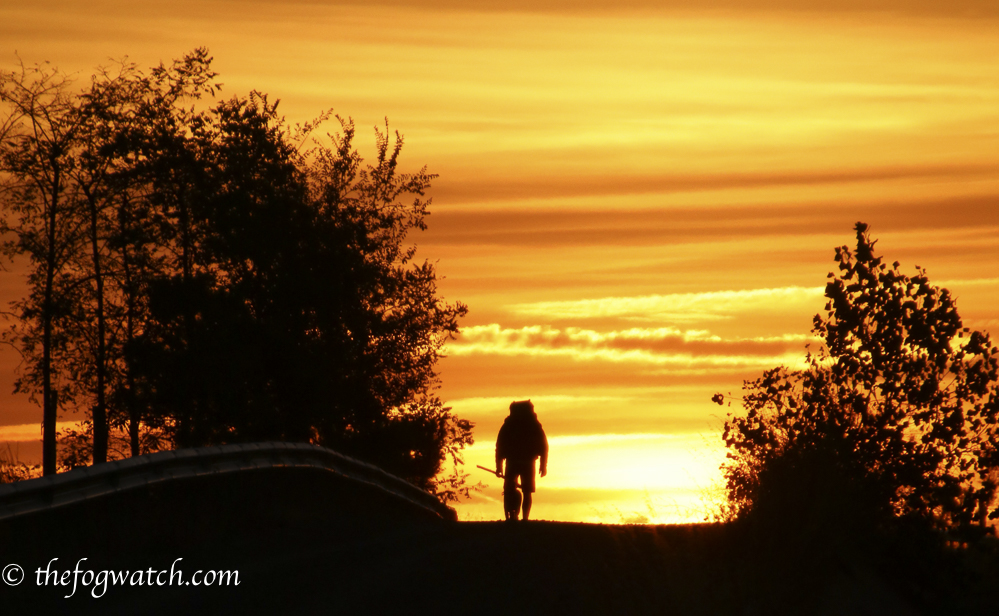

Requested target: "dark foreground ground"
[{"left": 2, "top": 467, "right": 997, "bottom": 615}]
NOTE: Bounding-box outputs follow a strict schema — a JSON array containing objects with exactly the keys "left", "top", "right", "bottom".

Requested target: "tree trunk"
[
  {"left": 119, "top": 204, "right": 140, "bottom": 457},
  {"left": 87, "top": 191, "right": 109, "bottom": 465},
  {"left": 41, "top": 166, "right": 61, "bottom": 476},
  {"left": 176, "top": 185, "right": 193, "bottom": 448}
]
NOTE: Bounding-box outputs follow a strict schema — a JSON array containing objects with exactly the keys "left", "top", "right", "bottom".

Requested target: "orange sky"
[{"left": 1, "top": 1, "right": 997, "bottom": 522}]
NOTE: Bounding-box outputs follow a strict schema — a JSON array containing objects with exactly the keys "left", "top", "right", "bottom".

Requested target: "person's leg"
[
  {"left": 503, "top": 472, "right": 521, "bottom": 520},
  {"left": 519, "top": 459, "right": 536, "bottom": 521}
]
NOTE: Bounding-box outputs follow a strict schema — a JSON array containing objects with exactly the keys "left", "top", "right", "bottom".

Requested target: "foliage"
[
  {"left": 56, "top": 421, "right": 174, "bottom": 469},
  {"left": 716, "top": 222, "right": 999, "bottom": 533},
  {"left": 126, "top": 94, "right": 472, "bottom": 493},
  {"left": 0, "top": 51, "right": 219, "bottom": 471},
  {"left": 1, "top": 51, "right": 476, "bottom": 502}
]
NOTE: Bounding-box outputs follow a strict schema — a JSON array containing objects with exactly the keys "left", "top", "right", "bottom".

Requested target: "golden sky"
[{"left": 1, "top": 0, "right": 997, "bottom": 522}]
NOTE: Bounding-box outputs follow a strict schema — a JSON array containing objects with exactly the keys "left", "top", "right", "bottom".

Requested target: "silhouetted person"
[{"left": 496, "top": 400, "right": 548, "bottom": 521}]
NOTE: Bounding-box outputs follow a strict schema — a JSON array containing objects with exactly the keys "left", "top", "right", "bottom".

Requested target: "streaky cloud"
[
  {"left": 449, "top": 323, "right": 811, "bottom": 368},
  {"left": 433, "top": 164, "right": 998, "bottom": 205},
  {"left": 509, "top": 286, "right": 825, "bottom": 320},
  {"left": 294, "top": 0, "right": 999, "bottom": 18}
]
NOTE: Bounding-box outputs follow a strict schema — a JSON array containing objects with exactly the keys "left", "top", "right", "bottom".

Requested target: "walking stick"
[{"left": 476, "top": 465, "right": 522, "bottom": 489}]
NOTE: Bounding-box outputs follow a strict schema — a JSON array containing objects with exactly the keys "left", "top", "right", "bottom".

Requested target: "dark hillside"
[{"left": 2, "top": 453, "right": 997, "bottom": 615}]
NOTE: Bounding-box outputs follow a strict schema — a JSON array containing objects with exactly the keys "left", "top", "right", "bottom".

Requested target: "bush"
[{"left": 717, "top": 222, "right": 999, "bottom": 534}]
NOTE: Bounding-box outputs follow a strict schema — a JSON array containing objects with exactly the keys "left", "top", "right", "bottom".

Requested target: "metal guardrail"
[{"left": 0, "top": 441, "right": 455, "bottom": 522}]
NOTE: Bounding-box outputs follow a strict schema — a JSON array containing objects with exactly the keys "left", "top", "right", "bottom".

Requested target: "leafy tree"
[
  {"left": 126, "top": 85, "right": 472, "bottom": 498},
  {"left": 302, "top": 114, "right": 473, "bottom": 496},
  {"left": 81, "top": 53, "right": 218, "bottom": 462},
  {"left": 716, "top": 222, "right": 999, "bottom": 532},
  {"left": 95, "top": 55, "right": 219, "bottom": 458}
]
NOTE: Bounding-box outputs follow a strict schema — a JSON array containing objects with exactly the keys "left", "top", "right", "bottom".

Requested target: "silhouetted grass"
[{"left": 0, "top": 443, "right": 40, "bottom": 483}]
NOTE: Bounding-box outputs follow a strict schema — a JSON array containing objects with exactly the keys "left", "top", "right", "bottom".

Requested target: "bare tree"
[{"left": 0, "top": 60, "right": 87, "bottom": 475}]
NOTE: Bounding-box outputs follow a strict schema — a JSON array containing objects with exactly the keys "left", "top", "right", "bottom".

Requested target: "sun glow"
[{"left": 460, "top": 432, "right": 727, "bottom": 524}]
